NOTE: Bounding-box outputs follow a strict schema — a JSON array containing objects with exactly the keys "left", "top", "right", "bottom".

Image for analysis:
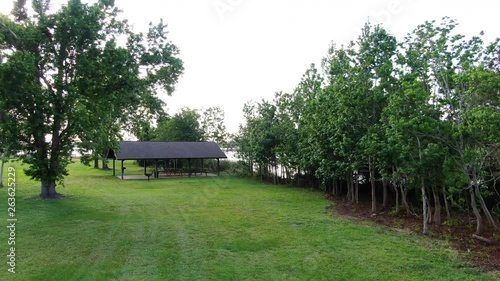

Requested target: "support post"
[
  {"left": 155, "top": 160, "right": 158, "bottom": 178},
  {"left": 143, "top": 160, "right": 147, "bottom": 175},
  {"left": 121, "top": 160, "right": 124, "bottom": 179},
  {"left": 217, "top": 158, "right": 220, "bottom": 176},
  {"left": 188, "top": 159, "right": 192, "bottom": 177},
  {"left": 112, "top": 159, "right": 115, "bottom": 176}
]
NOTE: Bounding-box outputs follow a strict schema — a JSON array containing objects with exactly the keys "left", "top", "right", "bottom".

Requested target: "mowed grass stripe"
[{"left": 0, "top": 162, "right": 494, "bottom": 280}]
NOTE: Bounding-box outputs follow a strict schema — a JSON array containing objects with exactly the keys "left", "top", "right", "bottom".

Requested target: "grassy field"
[{"left": 0, "top": 161, "right": 495, "bottom": 280}]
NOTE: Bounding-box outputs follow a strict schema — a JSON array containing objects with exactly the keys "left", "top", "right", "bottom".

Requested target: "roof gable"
[{"left": 114, "top": 141, "right": 227, "bottom": 160}]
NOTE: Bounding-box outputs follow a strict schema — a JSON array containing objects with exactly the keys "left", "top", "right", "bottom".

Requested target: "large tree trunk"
[
  {"left": 469, "top": 186, "right": 484, "bottom": 235},
  {"left": 40, "top": 181, "right": 49, "bottom": 198},
  {"left": 45, "top": 116, "right": 62, "bottom": 199},
  {"left": 94, "top": 157, "right": 99, "bottom": 169},
  {"left": 40, "top": 180, "right": 58, "bottom": 199}
]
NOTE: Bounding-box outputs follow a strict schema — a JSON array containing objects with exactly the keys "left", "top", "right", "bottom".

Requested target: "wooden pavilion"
[{"left": 108, "top": 141, "right": 227, "bottom": 179}]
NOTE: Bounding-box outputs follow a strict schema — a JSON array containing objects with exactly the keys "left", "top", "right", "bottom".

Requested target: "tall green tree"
[
  {"left": 237, "top": 100, "right": 280, "bottom": 181},
  {"left": 200, "top": 106, "right": 228, "bottom": 146},
  {"left": 0, "top": 0, "right": 183, "bottom": 198},
  {"left": 155, "top": 108, "right": 203, "bottom": 142},
  {"left": 292, "top": 64, "right": 323, "bottom": 183},
  {"left": 355, "top": 23, "right": 397, "bottom": 212},
  {"left": 403, "top": 18, "right": 499, "bottom": 234}
]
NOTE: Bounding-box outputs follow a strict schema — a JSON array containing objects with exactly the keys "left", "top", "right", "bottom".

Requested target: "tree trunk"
[
  {"left": 369, "top": 157, "right": 376, "bottom": 213},
  {"left": 350, "top": 174, "right": 355, "bottom": 202},
  {"left": 421, "top": 177, "right": 429, "bottom": 235},
  {"left": 355, "top": 180, "right": 359, "bottom": 204},
  {"left": 0, "top": 156, "right": 5, "bottom": 188},
  {"left": 40, "top": 180, "right": 58, "bottom": 199},
  {"left": 346, "top": 177, "right": 351, "bottom": 201},
  {"left": 285, "top": 167, "right": 288, "bottom": 183},
  {"left": 347, "top": 175, "right": 354, "bottom": 202},
  {"left": 394, "top": 184, "right": 400, "bottom": 213},
  {"left": 432, "top": 185, "right": 441, "bottom": 225},
  {"left": 102, "top": 158, "right": 110, "bottom": 170},
  {"left": 469, "top": 186, "right": 483, "bottom": 235},
  {"left": 382, "top": 180, "right": 388, "bottom": 208},
  {"left": 416, "top": 137, "right": 428, "bottom": 235},
  {"left": 400, "top": 185, "right": 410, "bottom": 215},
  {"left": 345, "top": 177, "right": 351, "bottom": 201},
  {"left": 474, "top": 183, "right": 497, "bottom": 229},
  {"left": 40, "top": 180, "right": 49, "bottom": 198},
  {"left": 337, "top": 179, "right": 341, "bottom": 196},
  {"left": 297, "top": 168, "right": 300, "bottom": 186},
  {"left": 442, "top": 185, "right": 451, "bottom": 221},
  {"left": 94, "top": 157, "right": 99, "bottom": 169},
  {"left": 274, "top": 164, "right": 277, "bottom": 184},
  {"left": 427, "top": 191, "right": 433, "bottom": 224}
]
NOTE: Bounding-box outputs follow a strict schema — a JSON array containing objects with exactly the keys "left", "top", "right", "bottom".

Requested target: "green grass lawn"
[{"left": 0, "top": 161, "right": 495, "bottom": 280}]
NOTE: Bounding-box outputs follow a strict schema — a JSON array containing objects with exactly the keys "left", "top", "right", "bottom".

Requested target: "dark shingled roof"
[{"left": 114, "top": 141, "right": 227, "bottom": 160}]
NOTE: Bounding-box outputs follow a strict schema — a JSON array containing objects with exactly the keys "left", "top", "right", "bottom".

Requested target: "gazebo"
[{"left": 108, "top": 141, "right": 227, "bottom": 179}]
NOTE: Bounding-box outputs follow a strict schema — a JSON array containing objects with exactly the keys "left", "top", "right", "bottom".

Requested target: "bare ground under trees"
[{"left": 329, "top": 197, "right": 500, "bottom": 273}]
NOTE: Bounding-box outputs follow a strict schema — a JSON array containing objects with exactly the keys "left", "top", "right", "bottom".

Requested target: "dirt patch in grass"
[{"left": 329, "top": 197, "right": 500, "bottom": 272}]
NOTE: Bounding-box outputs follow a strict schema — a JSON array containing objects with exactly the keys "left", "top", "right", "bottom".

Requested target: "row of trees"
[
  {"left": 136, "top": 106, "right": 229, "bottom": 145},
  {"left": 236, "top": 18, "right": 499, "bottom": 235}
]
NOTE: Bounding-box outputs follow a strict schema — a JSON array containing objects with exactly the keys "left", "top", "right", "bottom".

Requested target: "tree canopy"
[
  {"left": 154, "top": 108, "right": 203, "bottom": 142},
  {"left": 236, "top": 18, "right": 499, "bottom": 236},
  {"left": 0, "top": 0, "right": 183, "bottom": 198}
]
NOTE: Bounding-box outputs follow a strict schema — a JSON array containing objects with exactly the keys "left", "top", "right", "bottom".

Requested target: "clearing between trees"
[{"left": 0, "top": 162, "right": 497, "bottom": 280}]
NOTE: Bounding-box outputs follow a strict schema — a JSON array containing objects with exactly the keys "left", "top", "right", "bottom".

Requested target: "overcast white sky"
[{"left": 2, "top": 0, "right": 499, "bottom": 133}]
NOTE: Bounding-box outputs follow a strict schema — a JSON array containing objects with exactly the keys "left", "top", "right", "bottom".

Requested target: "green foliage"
[
  {"left": 200, "top": 106, "right": 228, "bottom": 146},
  {"left": 235, "top": 18, "right": 499, "bottom": 233},
  {"left": 0, "top": 0, "right": 183, "bottom": 197},
  {"left": 442, "top": 219, "right": 461, "bottom": 227},
  {"left": 155, "top": 108, "right": 203, "bottom": 141}
]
